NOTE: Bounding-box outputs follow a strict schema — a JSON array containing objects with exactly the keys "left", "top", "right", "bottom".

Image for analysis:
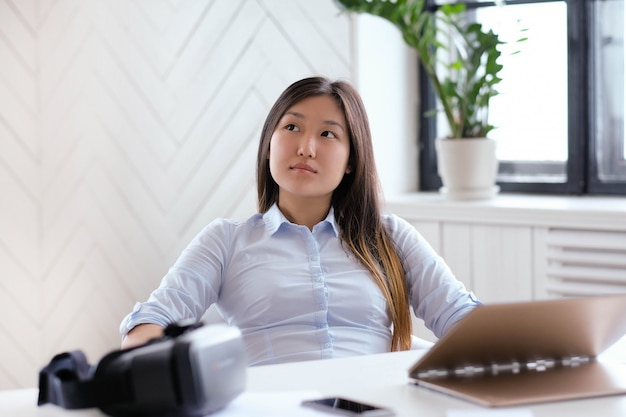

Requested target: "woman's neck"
[{"left": 277, "top": 197, "right": 331, "bottom": 231}]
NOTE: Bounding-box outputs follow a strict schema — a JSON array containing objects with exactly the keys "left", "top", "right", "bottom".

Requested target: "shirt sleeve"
[
  {"left": 385, "top": 214, "right": 481, "bottom": 338},
  {"left": 119, "top": 219, "right": 231, "bottom": 337}
]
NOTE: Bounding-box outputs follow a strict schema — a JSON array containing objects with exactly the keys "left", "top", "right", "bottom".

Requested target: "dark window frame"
[{"left": 418, "top": 0, "right": 626, "bottom": 196}]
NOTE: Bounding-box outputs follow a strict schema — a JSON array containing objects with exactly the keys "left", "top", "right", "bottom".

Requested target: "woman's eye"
[
  {"left": 321, "top": 131, "right": 336, "bottom": 139},
  {"left": 286, "top": 124, "right": 299, "bottom": 131}
]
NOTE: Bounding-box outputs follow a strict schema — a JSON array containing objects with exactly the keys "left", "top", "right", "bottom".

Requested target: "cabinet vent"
[{"left": 545, "top": 229, "right": 626, "bottom": 297}]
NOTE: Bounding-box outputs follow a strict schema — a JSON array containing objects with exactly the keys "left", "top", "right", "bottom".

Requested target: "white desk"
[{"left": 2, "top": 349, "right": 626, "bottom": 417}]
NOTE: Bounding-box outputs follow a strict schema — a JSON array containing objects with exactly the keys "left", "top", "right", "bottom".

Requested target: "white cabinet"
[
  {"left": 533, "top": 227, "right": 626, "bottom": 299},
  {"left": 387, "top": 193, "right": 626, "bottom": 305},
  {"left": 405, "top": 221, "right": 533, "bottom": 303}
]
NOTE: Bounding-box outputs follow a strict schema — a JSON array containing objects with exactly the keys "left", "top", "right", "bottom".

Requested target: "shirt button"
[{"left": 317, "top": 303, "right": 325, "bottom": 310}]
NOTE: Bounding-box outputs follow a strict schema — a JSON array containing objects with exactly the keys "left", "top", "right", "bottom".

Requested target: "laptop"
[{"left": 408, "top": 294, "right": 626, "bottom": 407}]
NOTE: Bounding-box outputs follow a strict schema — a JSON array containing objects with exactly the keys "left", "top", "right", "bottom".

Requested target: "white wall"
[
  {"left": 356, "top": 15, "right": 419, "bottom": 196},
  {"left": 0, "top": 0, "right": 357, "bottom": 389}
]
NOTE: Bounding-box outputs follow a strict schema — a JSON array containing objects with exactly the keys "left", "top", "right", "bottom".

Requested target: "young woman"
[{"left": 120, "top": 77, "right": 480, "bottom": 365}]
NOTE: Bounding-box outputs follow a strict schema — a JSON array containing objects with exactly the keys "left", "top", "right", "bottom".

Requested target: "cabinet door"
[
  {"left": 533, "top": 227, "right": 626, "bottom": 299},
  {"left": 441, "top": 223, "right": 473, "bottom": 290},
  {"left": 442, "top": 224, "right": 533, "bottom": 303}
]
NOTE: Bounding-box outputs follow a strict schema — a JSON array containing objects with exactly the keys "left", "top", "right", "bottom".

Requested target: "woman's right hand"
[{"left": 121, "top": 323, "right": 165, "bottom": 349}]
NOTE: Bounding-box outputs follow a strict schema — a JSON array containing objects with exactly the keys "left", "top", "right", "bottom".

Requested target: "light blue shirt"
[{"left": 120, "top": 204, "right": 479, "bottom": 365}]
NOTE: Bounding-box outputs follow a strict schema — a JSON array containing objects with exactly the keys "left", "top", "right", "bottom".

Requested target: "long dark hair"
[{"left": 256, "top": 77, "right": 411, "bottom": 351}]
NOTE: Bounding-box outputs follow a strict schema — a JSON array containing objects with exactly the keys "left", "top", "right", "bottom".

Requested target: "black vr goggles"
[{"left": 38, "top": 322, "right": 247, "bottom": 417}]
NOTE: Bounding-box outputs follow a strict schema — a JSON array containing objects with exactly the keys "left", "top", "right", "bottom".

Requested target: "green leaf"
[{"left": 336, "top": 0, "right": 522, "bottom": 139}]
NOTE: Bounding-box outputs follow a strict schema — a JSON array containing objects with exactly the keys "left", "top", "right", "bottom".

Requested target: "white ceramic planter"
[{"left": 435, "top": 137, "right": 499, "bottom": 200}]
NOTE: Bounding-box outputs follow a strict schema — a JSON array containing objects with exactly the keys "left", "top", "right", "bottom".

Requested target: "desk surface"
[{"left": 3, "top": 349, "right": 626, "bottom": 417}]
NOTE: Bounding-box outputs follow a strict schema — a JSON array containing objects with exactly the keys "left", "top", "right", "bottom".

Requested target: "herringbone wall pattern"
[{"left": 0, "top": 0, "right": 354, "bottom": 389}]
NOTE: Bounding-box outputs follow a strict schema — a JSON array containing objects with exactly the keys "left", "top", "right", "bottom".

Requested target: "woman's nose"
[{"left": 297, "top": 136, "right": 316, "bottom": 158}]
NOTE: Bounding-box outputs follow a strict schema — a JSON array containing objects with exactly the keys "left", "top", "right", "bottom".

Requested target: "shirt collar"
[{"left": 264, "top": 203, "right": 339, "bottom": 237}]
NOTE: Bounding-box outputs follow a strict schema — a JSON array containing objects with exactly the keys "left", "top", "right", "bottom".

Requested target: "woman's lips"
[{"left": 291, "top": 163, "right": 317, "bottom": 173}]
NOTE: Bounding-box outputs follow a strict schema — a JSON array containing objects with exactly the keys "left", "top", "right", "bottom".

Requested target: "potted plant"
[{"left": 336, "top": 0, "right": 510, "bottom": 200}]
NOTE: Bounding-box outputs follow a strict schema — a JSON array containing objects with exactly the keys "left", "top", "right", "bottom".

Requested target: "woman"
[{"left": 120, "top": 76, "right": 480, "bottom": 364}]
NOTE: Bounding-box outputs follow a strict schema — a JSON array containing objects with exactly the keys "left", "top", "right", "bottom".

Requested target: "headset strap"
[{"left": 37, "top": 350, "right": 130, "bottom": 410}]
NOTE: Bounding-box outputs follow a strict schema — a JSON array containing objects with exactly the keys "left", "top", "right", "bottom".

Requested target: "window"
[{"left": 419, "top": 0, "right": 625, "bottom": 195}]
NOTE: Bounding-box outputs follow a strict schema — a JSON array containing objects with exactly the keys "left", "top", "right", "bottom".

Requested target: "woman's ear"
[{"left": 345, "top": 165, "right": 352, "bottom": 174}]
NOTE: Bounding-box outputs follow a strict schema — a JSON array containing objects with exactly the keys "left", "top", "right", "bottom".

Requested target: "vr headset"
[{"left": 38, "top": 322, "right": 247, "bottom": 417}]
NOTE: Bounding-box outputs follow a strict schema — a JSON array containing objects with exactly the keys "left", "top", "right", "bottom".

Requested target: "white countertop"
[
  {"left": 386, "top": 192, "right": 626, "bottom": 230},
  {"left": 3, "top": 343, "right": 626, "bottom": 417}
]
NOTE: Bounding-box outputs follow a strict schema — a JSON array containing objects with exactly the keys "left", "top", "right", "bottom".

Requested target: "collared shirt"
[{"left": 120, "top": 204, "right": 480, "bottom": 365}]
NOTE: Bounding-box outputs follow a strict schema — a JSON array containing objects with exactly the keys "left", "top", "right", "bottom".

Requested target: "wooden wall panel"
[{"left": 0, "top": 0, "right": 354, "bottom": 389}]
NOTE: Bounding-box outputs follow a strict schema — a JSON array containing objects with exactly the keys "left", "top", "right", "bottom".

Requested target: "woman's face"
[{"left": 268, "top": 95, "right": 351, "bottom": 207}]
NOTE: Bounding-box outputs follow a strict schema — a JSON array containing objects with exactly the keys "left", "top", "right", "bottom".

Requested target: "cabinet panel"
[
  {"left": 440, "top": 224, "right": 533, "bottom": 303},
  {"left": 471, "top": 225, "right": 533, "bottom": 303},
  {"left": 534, "top": 228, "right": 626, "bottom": 298},
  {"left": 441, "top": 224, "right": 473, "bottom": 290}
]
